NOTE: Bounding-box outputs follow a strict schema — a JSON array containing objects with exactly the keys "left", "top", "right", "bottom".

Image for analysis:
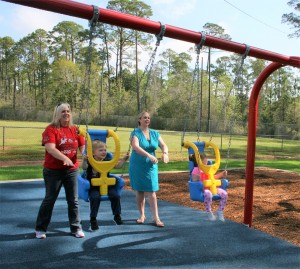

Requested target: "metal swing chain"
[
  {"left": 118, "top": 133, "right": 133, "bottom": 177},
  {"left": 140, "top": 22, "right": 166, "bottom": 111},
  {"left": 196, "top": 37, "right": 205, "bottom": 142},
  {"left": 181, "top": 32, "right": 206, "bottom": 146},
  {"left": 223, "top": 44, "right": 250, "bottom": 111},
  {"left": 224, "top": 44, "right": 250, "bottom": 170},
  {"left": 78, "top": 5, "right": 99, "bottom": 132},
  {"left": 209, "top": 45, "right": 250, "bottom": 143},
  {"left": 122, "top": 25, "right": 166, "bottom": 173}
]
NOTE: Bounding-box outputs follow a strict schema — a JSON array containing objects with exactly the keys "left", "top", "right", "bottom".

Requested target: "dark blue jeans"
[
  {"left": 89, "top": 187, "right": 121, "bottom": 219},
  {"left": 35, "top": 168, "right": 82, "bottom": 233}
]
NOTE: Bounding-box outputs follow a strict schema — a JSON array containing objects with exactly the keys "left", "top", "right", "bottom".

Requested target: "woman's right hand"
[
  {"left": 63, "top": 156, "right": 74, "bottom": 166},
  {"left": 149, "top": 155, "right": 158, "bottom": 164}
]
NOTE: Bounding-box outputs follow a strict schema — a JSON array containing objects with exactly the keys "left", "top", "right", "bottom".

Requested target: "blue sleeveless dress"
[{"left": 129, "top": 128, "right": 160, "bottom": 192}]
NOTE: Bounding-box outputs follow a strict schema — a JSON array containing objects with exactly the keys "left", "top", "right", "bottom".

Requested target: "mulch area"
[{"left": 123, "top": 168, "right": 300, "bottom": 247}]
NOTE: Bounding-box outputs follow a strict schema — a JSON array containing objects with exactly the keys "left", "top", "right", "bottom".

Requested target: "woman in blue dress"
[{"left": 129, "top": 111, "right": 169, "bottom": 227}]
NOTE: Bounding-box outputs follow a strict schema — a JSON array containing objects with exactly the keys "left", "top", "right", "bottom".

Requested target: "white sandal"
[{"left": 136, "top": 216, "right": 146, "bottom": 224}]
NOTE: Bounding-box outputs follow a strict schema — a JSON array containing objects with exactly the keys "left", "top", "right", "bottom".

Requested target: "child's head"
[
  {"left": 92, "top": 140, "right": 107, "bottom": 160},
  {"left": 200, "top": 152, "right": 208, "bottom": 164},
  {"left": 189, "top": 152, "right": 208, "bottom": 166}
]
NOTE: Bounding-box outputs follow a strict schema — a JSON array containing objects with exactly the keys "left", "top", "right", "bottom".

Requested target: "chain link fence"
[
  {"left": 1, "top": 119, "right": 298, "bottom": 165},
  {"left": 1, "top": 113, "right": 299, "bottom": 181}
]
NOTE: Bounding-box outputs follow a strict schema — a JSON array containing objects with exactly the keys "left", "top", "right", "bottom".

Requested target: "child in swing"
[
  {"left": 189, "top": 152, "right": 228, "bottom": 222},
  {"left": 82, "top": 140, "right": 129, "bottom": 231}
]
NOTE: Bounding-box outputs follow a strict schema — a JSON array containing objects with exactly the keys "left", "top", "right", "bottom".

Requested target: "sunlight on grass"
[{"left": 0, "top": 120, "right": 299, "bottom": 181}]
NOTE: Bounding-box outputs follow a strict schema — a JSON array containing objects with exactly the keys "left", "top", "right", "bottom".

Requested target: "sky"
[{"left": 0, "top": 0, "right": 299, "bottom": 68}]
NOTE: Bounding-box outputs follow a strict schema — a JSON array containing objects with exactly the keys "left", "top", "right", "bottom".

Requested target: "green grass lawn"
[{"left": 0, "top": 120, "right": 299, "bottom": 181}]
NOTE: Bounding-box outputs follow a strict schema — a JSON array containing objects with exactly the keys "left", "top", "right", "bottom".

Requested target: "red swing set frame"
[{"left": 3, "top": 0, "right": 299, "bottom": 227}]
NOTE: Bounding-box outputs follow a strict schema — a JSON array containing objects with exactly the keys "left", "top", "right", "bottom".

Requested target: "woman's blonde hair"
[
  {"left": 137, "top": 111, "right": 150, "bottom": 126},
  {"left": 50, "top": 103, "right": 73, "bottom": 127}
]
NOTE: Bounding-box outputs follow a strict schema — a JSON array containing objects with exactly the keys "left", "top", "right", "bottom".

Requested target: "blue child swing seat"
[
  {"left": 77, "top": 128, "right": 124, "bottom": 202},
  {"left": 182, "top": 141, "right": 228, "bottom": 202}
]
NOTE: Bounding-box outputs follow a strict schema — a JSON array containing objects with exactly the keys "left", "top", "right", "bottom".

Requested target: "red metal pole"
[
  {"left": 244, "top": 61, "right": 285, "bottom": 227},
  {"left": 2, "top": 0, "right": 300, "bottom": 68}
]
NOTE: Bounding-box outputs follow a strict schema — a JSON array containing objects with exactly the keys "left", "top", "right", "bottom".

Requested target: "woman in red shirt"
[{"left": 35, "top": 103, "right": 85, "bottom": 239}]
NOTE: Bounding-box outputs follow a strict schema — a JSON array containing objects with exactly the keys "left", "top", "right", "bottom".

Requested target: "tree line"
[{"left": 0, "top": 0, "right": 299, "bottom": 138}]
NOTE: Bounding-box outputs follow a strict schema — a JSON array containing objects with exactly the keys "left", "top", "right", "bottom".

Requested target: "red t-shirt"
[{"left": 42, "top": 125, "right": 85, "bottom": 170}]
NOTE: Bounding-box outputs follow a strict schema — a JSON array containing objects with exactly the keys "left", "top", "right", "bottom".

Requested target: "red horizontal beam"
[{"left": 2, "top": 0, "right": 300, "bottom": 68}]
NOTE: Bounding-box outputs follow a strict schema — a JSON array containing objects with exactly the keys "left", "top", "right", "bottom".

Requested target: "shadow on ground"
[{"left": 0, "top": 180, "right": 299, "bottom": 269}]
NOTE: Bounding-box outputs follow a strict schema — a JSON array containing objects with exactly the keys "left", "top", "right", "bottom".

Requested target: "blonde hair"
[
  {"left": 137, "top": 111, "right": 150, "bottom": 126},
  {"left": 92, "top": 140, "right": 107, "bottom": 153},
  {"left": 50, "top": 103, "right": 73, "bottom": 127}
]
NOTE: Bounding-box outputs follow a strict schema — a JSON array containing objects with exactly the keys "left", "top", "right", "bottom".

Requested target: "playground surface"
[
  {"left": 151, "top": 168, "right": 300, "bottom": 247},
  {"left": 0, "top": 177, "right": 300, "bottom": 269}
]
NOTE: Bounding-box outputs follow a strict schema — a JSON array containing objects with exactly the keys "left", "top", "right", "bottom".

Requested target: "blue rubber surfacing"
[{"left": 0, "top": 180, "right": 299, "bottom": 269}]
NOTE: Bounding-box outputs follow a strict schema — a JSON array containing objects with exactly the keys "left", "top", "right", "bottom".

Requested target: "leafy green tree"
[
  {"left": 157, "top": 50, "right": 193, "bottom": 120},
  {"left": 48, "top": 21, "right": 85, "bottom": 62},
  {"left": 106, "top": 0, "right": 153, "bottom": 112},
  {"left": 49, "top": 59, "right": 81, "bottom": 107},
  {"left": 27, "top": 29, "right": 50, "bottom": 107},
  {"left": 107, "top": 0, "right": 135, "bottom": 79},
  {"left": 282, "top": 0, "right": 300, "bottom": 38},
  {"left": 203, "top": 23, "right": 232, "bottom": 41},
  {"left": 0, "top": 1, "right": 299, "bottom": 138},
  {"left": 10, "top": 29, "right": 50, "bottom": 110},
  {"left": 202, "top": 23, "right": 232, "bottom": 131},
  {"left": 0, "top": 36, "right": 15, "bottom": 103},
  {"left": 211, "top": 56, "right": 231, "bottom": 97}
]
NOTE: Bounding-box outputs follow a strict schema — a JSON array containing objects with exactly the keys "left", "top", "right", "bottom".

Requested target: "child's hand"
[{"left": 123, "top": 152, "right": 130, "bottom": 161}]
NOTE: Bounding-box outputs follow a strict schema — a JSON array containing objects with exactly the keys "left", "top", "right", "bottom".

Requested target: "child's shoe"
[
  {"left": 114, "top": 214, "right": 123, "bottom": 225},
  {"left": 35, "top": 231, "right": 46, "bottom": 239},
  {"left": 216, "top": 210, "right": 225, "bottom": 222},
  {"left": 89, "top": 219, "right": 99, "bottom": 231},
  {"left": 207, "top": 211, "right": 216, "bottom": 221},
  {"left": 72, "top": 229, "right": 85, "bottom": 238}
]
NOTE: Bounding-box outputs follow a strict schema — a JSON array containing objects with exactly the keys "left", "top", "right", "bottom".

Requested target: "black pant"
[
  {"left": 35, "top": 168, "right": 82, "bottom": 233},
  {"left": 89, "top": 186, "right": 121, "bottom": 219}
]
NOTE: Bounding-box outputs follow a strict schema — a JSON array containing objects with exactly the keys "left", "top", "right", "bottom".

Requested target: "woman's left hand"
[{"left": 162, "top": 153, "right": 169, "bottom": 164}]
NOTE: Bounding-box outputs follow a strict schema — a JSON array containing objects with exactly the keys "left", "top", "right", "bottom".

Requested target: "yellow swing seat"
[
  {"left": 77, "top": 128, "right": 124, "bottom": 202},
  {"left": 182, "top": 141, "right": 228, "bottom": 202}
]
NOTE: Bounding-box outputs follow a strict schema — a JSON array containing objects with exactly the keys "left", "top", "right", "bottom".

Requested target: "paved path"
[{"left": 0, "top": 180, "right": 299, "bottom": 269}]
